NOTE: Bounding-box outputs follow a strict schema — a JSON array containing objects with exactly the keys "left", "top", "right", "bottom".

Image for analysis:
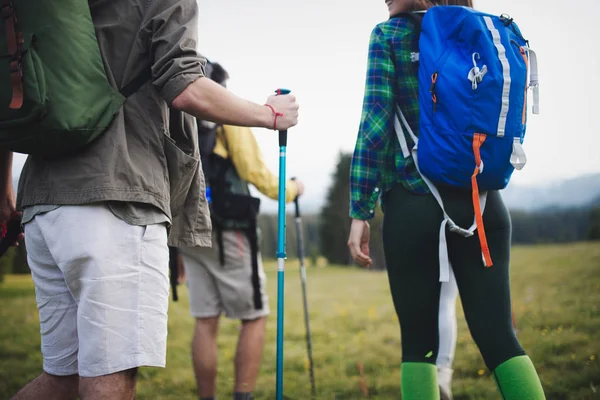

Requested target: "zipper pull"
[{"left": 430, "top": 72, "right": 438, "bottom": 112}]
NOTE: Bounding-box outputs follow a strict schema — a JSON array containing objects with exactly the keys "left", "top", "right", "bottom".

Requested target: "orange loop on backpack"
[{"left": 472, "top": 133, "right": 493, "bottom": 267}]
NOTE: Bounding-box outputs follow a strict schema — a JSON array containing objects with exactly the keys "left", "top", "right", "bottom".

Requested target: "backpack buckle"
[
  {"left": 9, "top": 58, "right": 21, "bottom": 74},
  {"left": 447, "top": 222, "right": 474, "bottom": 238},
  {"left": 499, "top": 14, "right": 513, "bottom": 26}
]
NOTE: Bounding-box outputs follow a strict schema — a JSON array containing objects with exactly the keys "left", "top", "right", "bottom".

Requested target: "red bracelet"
[{"left": 264, "top": 104, "right": 284, "bottom": 131}]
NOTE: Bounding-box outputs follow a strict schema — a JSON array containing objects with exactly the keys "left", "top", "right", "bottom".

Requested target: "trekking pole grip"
[{"left": 274, "top": 88, "right": 291, "bottom": 147}]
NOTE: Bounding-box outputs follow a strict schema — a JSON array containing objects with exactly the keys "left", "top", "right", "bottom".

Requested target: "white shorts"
[
  {"left": 180, "top": 230, "right": 269, "bottom": 321},
  {"left": 24, "top": 204, "right": 170, "bottom": 377}
]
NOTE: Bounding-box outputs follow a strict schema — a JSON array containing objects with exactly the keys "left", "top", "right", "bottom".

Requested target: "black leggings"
[{"left": 382, "top": 183, "right": 524, "bottom": 370}]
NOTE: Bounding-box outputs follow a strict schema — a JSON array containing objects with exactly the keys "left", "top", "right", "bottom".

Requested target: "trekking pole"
[
  {"left": 275, "top": 88, "right": 291, "bottom": 400},
  {"left": 291, "top": 178, "right": 317, "bottom": 399}
]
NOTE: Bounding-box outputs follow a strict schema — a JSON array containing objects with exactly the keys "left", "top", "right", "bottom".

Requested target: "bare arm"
[
  {"left": 171, "top": 77, "right": 299, "bottom": 131},
  {"left": 0, "top": 150, "right": 12, "bottom": 187},
  {"left": 0, "top": 150, "right": 23, "bottom": 248},
  {"left": 145, "top": 0, "right": 299, "bottom": 131}
]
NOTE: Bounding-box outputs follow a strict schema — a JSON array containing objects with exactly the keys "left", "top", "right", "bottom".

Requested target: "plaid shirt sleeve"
[{"left": 349, "top": 25, "right": 396, "bottom": 220}]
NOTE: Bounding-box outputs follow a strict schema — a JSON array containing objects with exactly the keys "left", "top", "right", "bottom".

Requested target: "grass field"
[{"left": 1, "top": 242, "right": 599, "bottom": 399}]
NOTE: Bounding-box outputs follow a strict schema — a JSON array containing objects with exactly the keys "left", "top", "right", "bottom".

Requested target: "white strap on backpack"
[
  {"left": 527, "top": 48, "right": 540, "bottom": 115},
  {"left": 394, "top": 107, "right": 488, "bottom": 282},
  {"left": 510, "top": 138, "right": 527, "bottom": 171},
  {"left": 508, "top": 46, "right": 540, "bottom": 171}
]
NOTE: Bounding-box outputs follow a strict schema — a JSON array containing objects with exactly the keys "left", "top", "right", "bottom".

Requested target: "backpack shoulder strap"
[
  {"left": 118, "top": 0, "right": 155, "bottom": 98},
  {"left": 389, "top": 11, "right": 424, "bottom": 35},
  {"left": 119, "top": 68, "right": 152, "bottom": 98}
]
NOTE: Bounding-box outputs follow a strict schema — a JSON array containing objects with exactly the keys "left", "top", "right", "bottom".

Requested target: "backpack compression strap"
[
  {"left": 2, "top": 0, "right": 23, "bottom": 109},
  {"left": 471, "top": 133, "right": 493, "bottom": 267}
]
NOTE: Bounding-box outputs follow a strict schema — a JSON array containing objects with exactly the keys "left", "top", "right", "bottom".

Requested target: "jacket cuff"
[{"left": 349, "top": 202, "right": 376, "bottom": 220}]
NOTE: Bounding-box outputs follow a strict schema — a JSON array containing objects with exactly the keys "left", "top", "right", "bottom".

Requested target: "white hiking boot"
[{"left": 437, "top": 366, "right": 454, "bottom": 400}]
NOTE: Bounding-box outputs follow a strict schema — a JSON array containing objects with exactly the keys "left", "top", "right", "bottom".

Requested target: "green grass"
[{"left": 1, "top": 242, "right": 599, "bottom": 399}]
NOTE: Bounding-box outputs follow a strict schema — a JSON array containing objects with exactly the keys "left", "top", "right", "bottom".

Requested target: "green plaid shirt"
[{"left": 349, "top": 16, "right": 429, "bottom": 220}]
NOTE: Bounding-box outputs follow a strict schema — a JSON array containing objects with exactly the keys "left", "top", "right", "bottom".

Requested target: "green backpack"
[{"left": 0, "top": 0, "right": 148, "bottom": 156}]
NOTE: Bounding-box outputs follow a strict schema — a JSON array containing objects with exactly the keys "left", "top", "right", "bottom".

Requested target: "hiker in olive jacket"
[{"left": 1, "top": 1, "right": 299, "bottom": 399}]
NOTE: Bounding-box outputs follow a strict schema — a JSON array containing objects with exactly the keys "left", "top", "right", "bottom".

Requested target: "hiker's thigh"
[
  {"left": 35, "top": 204, "right": 170, "bottom": 377},
  {"left": 25, "top": 217, "right": 79, "bottom": 376},
  {"left": 382, "top": 184, "right": 443, "bottom": 364},
  {"left": 211, "top": 230, "right": 270, "bottom": 321},
  {"left": 180, "top": 243, "right": 223, "bottom": 318},
  {"left": 449, "top": 191, "right": 524, "bottom": 370}
]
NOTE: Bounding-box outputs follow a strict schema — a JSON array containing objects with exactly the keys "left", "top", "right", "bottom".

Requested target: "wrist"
[
  {"left": 263, "top": 104, "right": 284, "bottom": 131},
  {"left": 257, "top": 104, "right": 273, "bottom": 129}
]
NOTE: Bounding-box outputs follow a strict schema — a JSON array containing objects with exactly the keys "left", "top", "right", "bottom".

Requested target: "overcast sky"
[{"left": 12, "top": 0, "right": 600, "bottom": 213}]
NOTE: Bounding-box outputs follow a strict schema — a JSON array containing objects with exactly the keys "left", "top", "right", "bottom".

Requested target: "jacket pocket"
[{"left": 164, "top": 134, "right": 199, "bottom": 218}]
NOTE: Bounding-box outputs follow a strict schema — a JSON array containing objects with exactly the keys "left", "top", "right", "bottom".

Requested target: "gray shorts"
[
  {"left": 181, "top": 230, "right": 270, "bottom": 320},
  {"left": 25, "top": 204, "right": 170, "bottom": 377}
]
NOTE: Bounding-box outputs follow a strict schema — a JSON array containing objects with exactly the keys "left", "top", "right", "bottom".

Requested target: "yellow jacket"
[{"left": 213, "top": 125, "right": 299, "bottom": 202}]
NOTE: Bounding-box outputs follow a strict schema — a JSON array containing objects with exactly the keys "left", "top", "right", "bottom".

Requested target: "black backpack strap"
[
  {"left": 216, "top": 225, "right": 225, "bottom": 266},
  {"left": 168, "top": 246, "right": 179, "bottom": 301},
  {"left": 245, "top": 219, "right": 263, "bottom": 310},
  {"left": 390, "top": 12, "right": 424, "bottom": 34},
  {"left": 119, "top": 67, "right": 152, "bottom": 98}
]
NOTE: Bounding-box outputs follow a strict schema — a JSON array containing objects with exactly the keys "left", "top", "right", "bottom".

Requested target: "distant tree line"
[{"left": 286, "top": 153, "right": 599, "bottom": 269}]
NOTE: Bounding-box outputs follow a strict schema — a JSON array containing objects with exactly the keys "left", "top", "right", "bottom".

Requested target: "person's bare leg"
[
  {"left": 12, "top": 373, "right": 78, "bottom": 400},
  {"left": 192, "top": 317, "right": 220, "bottom": 399},
  {"left": 79, "top": 369, "right": 137, "bottom": 400},
  {"left": 234, "top": 316, "right": 267, "bottom": 394}
]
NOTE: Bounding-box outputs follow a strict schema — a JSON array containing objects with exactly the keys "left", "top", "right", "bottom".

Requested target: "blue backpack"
[{"left": 394, "top": 6, "right": 539, "bottom": 281}]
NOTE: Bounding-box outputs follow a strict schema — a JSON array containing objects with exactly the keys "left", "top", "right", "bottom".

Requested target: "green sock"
[
  {"left": 401, "top": 362, "right": 439, "bottom": 400},
  {"left": 493, "top": 356, "right": 545, "bottom": 399}
]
